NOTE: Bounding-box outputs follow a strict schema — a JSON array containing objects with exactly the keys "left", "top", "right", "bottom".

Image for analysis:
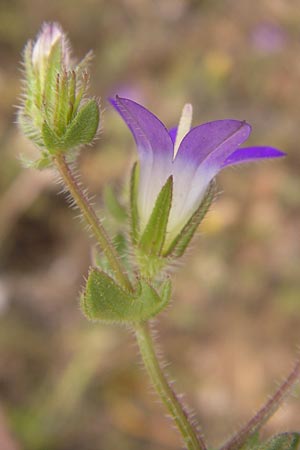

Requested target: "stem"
[
  {"left": 135, "top": 322, "right": 207, "bottom": 450},
  {"left": 54, "top": 154, "right": 206, "bottom": 449},
  {"left": 54, "top": 154, "right": 132, "bottom": 292},
  {"left": 220, "top": 359, "right": 300, "bottom": 450}
]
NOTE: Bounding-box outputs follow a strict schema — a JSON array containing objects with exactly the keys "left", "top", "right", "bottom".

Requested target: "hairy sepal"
[
  {"left": 81, "top": 268, "right": 171, "bottom": 323},
  {"left": 42, "top": 99, "right": 99, "bottom": 153},
  {"left": 139, "top": 176, "right": 173, "bottom": 256},
  {"left": 164, "top": 180, "right": 215, "bottom": 257}
]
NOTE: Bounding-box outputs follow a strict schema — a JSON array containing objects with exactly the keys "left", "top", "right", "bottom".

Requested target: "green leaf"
[
  {"left": 239, "top": 432, "right": 260, "bottom": 450},
  {"left": 240, "top": 432, "right": 300, "bottom": 450},
  {"left": 81, "top": 268, "right": 171, "bottom": 323},
  {"left": 257, "top": 433, "right": 300, "bottom": 450},
  {"left": 63, "top": 99, "right": 99, "bottom": 148},
  {"left": 164, "top": 180, "right": 215, "bottom": 257},
  {"left": 139, "top": 176, "right": 173, "bottom": 256},
  {"left": 130, "top": 162, "right": 140, "bottom": 244}
]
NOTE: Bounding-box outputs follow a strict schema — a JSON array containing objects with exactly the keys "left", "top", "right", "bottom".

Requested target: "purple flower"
[
  {"left": 110, "top": 96, "right": 284, "bottom": 248},
  {"left": 251, "top": 23, "right": 286, "bottom": 54}
]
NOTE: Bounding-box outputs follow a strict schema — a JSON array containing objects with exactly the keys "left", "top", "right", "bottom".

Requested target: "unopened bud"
[{"left": 18, "top": 22, "right": 100, "bottom": 168}]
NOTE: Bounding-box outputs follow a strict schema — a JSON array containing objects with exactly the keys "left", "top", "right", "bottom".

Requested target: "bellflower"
[{"left": 111, "top": 96, "right": 284, "bottom": 254}]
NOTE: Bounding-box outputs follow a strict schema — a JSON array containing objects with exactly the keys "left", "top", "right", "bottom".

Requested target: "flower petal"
[
  {"left": 169, "top": 126, "right": 177, "bottom": 144},
  {"left": 175, "top": 119, "right": 251, "bottom": 167},
  {"left": 110, "top": 96, "right": 174, "bottom": 229},
  {"left": 168, "top": 120, "right": 251, "bottom": 235},
  {"left": 110, "top": 96, "right": 173, "bottom": 159},
  {"left": 222, "top": 146, "right": 285, "bottom": 167}
]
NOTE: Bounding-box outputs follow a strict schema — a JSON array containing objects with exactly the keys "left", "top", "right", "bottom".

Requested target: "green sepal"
[
  {"left": 18, "top": 111, "right": 44, "bottom": 148},
  {"left": 23, "top": 41, "right": 35, "bottom": 113},
  {"left": 103, "top": 185, "right": 127, "bottom": 223},
  {"left": 19, "top": 151, "right": 53, "bottom": 170},
  {"left": 164, "top": 180, "right": 215, "bottom": 257},
  {"left": 139, "top": 176, "right": 173, "bottom": 256},
  {"left": 42, "top": 99, "right": 99, "bottom": 153},
  {"left": 130, "top": 162, "right": 140, "bottom": 244},
  {"left": 43, "top": 39, "right": 63, "bottom": 111},
  {"left": 42, "top": 120, "right": 64, "bottom": 153},
  {"left": 241, "top": 432, "right": 300, "bottom": 450},
  {"left": 81, "top": 268, "right": 171, "bottom": 323},
  {"left": 63, "top": 99, "right": 99, "bottom": 148}
]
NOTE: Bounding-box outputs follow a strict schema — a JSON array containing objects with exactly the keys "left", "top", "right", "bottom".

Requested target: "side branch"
[{"left": 220, "top": 359, "right": 300, "bottom": 450}]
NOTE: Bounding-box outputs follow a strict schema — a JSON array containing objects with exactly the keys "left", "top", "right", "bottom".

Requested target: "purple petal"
[
  {"left": 170, "top": 120, "right": 251, "bottom": 226},
  {"left": 222, "top": 146, "right": 286, "bottom": 167},
  {"left": 175, "top": 120, "right": 251, "bottom": 167},
  {"left": 109, "top": 96, "right": 173, "bottom": 159},
  {"left": 110, "top": 96, "right": 174, "bottom": 229},
  {"left": 169, "top": 127, "right": 177, "bottom": 144}
]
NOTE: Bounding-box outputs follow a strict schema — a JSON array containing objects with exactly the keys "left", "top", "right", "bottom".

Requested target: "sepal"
[
  {"left": 139, "top": 176, "right": 173, "bottom": 256},
  {"left": 60, "top": 99, "right": 99, "bottom": 148},
  {"left": 42, "top": 99, "right": 99, "bottom": 153},
  {"left": 81, "top": 268, "right": 171, "bottom": 323},
  {"left": 164, "top": 180, "right": 216, "bottom": 257}
]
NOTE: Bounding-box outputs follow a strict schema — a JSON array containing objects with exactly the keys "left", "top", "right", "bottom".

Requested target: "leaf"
[
  {"left": 259, "top": 433, "right": 300, "bottom": 450},
  {"left": 81, "top": 268, "right": 171, "bottom": 323},
  {"left": 240, "top": 433, "right": 300, "bottom": 450},
  {"left": 139, "top": 176, "right": 173, "bottom": 256},
  {"left": 164, "top": 180, "right": 216, "bottom": 257},
  {"left": 63, "top": 99, "right": 99, "bottom": 148},
  {"left": 239, "top": 432, "right": 260, "bottom": 450}
]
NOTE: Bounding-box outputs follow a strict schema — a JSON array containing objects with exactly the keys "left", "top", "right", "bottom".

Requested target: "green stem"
[
  {"left": 220, "top": 359, "right": 300, "bottom": 450},
  {"left": 54, "top": 154, "right": 132, "bottom": 292},
  {"left": 135, "top": 322, "right": 207, "bottom": 450},
  {"left": 54, "top": 154, "right": 206, "bottom": 449}
]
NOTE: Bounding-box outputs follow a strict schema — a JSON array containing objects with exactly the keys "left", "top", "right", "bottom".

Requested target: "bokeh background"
[{"left": 1, "top": 0, "right": 300, "bottom": 449}]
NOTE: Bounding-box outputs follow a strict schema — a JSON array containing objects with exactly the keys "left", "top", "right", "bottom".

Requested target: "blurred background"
[{"left": 1, "top": 0, "right": 300, "bottom": 449}]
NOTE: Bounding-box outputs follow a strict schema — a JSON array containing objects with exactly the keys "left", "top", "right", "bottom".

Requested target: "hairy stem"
[
  {"left": 54, "top": 154, "right": 132, "bottom": 292},
  {"left": 220, "top": 359, "right": 300, "bottom": 450},
  {"left": 54, "top": 154, "right": 206, "bottom": 449},
  {"left": 135, "top": 322, "right": 207, "bottom": 450}
]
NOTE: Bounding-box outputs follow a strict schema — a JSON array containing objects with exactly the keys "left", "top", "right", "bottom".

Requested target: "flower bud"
[
  {"left": 18, "top": 22, "right": 100, "bottom": 168},
  {"left": 32, "top": 22, "right": 69, "bottom": 72}
]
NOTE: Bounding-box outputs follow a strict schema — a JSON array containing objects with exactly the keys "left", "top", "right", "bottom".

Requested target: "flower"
[
  {"left": 110, "top": 96, "right": 285, "bottom": 252},
  {"left": 31, "top": 22, "right": 70, "bottom": 78},
  {"left": 18, "top": 22, "right": 99, "bottom": 167}
]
